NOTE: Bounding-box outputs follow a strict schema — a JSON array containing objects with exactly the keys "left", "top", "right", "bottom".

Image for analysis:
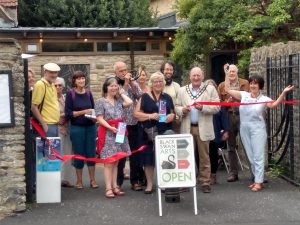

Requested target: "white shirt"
[{"left": 239, "top": 91, "right": 272, "bottom": 123}]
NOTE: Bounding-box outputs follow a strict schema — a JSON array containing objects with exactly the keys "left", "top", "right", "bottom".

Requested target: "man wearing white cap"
[{"left": 31, "top": 63, "right": 61, "bottom": 137}]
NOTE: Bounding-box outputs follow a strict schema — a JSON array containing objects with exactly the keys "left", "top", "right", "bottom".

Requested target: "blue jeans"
[{"left": 70, "top": 124, "right": 96, "bottom": 169}]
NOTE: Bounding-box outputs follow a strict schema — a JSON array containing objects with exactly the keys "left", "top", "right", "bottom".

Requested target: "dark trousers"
[
  {"left": 117, "top": 125, "right": 145, "bottom": 186},
  {"left": 227, "top": 112, "right": 240, "bottom": 176},
  {"left": 209, "top": 141, "right": 226, "bottom": 174}
]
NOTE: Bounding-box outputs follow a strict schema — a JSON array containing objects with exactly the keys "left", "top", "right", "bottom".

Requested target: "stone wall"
[
  {"left": 27, "top": 54, "right": 166, "bottom": 99},
  {"left": 0, "top": 39, "right": 26, "bottom": 218},
  {"left": 249, "top": 41, "right": 300, "bottom": 80},
  {"left": 249, "top": 41, "right": 300, "bottom": 183}
]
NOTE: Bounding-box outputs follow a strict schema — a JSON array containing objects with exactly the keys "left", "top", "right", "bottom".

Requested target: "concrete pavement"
[{"left": 1, "top": 167, "right": 300, "bottom": 225}]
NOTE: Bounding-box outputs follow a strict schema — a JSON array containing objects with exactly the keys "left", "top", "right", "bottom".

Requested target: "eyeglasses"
[
  {"left": 152, "top": 80, "right": 164, "bottom": 84},
  {"left": 55, "top": 84, "right": 63, "bottom": 87}
]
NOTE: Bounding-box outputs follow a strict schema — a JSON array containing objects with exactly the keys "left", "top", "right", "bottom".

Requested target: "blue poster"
[{"left": 36, "top": 137, "right": 61, "bottom": 172}]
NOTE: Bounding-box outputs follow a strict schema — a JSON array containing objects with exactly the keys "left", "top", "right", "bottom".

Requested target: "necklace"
[
  {"left": 151, "top": 91, "right": 161, "bottom": 102},
  {"left": 250, "top": 91, "right": 262, "bottom": 100},
  {"left": 186, "top": 84, "right": 207, "bottom": 100}
]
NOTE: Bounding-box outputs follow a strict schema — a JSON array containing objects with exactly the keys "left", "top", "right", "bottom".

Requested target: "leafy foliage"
[
  {"left": 172, "top": 0, "right": 300, "bottom": 71},
  {"left": 19, "top": 0, "right": 158, "bottom": 27}
]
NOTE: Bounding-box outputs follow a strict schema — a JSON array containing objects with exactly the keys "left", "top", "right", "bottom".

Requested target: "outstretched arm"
[{"left": 267, "top": 85, "right": 294, "bottom": 108}]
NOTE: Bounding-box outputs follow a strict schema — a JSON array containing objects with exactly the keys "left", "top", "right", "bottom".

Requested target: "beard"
[{"left": 165, "top": 77, "right": 173, "bottom": 86}]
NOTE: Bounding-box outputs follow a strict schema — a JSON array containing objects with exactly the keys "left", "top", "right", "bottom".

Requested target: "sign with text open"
[{"left": 155, "top": 134, "right": 196, "bottom": 188}]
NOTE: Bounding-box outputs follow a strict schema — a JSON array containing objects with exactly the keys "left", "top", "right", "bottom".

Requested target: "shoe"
[
  {"left": 201, "top": 185, "right": 211, "bottom": 193},
  {"left": 227, "top": 175, "right": 239, "bottom": 182},
  {"left": 113, "top": 186, "right": 125, "bottom": 196},
  {"left": 61, "top": 180, "right": 74, "bottom": 188},
  {"left": 144, "top": 189, "right": 153, "bottom": 194},
  {"left": 251, "top": 183, "right": 264, "bottom": 192},
  {"left": 124, "top": 174, "right": 130, "bottom": 180},
  {"left": 131, "top": 183, "right": 143, "bottom": 191},
  {"left": 210, "top": 174, "right": 217, "bottom": 185},
  {"left": 75, "top": 183, "right": 83, "bottom": 189},
  {"left": 178, "top": 188, "right": 190, "bottom": 193},
  {"left": 90, "top": 180, "right": 99, "bottom": 189},
  {"left": 105, "top": 189, "right": 115, "bottom": 198}
]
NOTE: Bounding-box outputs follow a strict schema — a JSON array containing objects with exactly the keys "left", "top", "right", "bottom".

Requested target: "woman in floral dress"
[{"left": 95, "top": 76, "right": 133, "bottom": 198}]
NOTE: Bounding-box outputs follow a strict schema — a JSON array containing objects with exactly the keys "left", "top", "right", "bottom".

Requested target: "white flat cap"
[{"left": 43, "top": 63, "right": 61, "bottom": 72}]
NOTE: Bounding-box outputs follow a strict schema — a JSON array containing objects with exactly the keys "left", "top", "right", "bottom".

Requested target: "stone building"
[
  {"left": 0, "top": 27, "right": 177, "bottom": 98},
  {"left": 0, "top": 25, "right": 176, "bottom": 217},
  {"left": 0, "top": 39, "right": 25, "bottom": 218}
]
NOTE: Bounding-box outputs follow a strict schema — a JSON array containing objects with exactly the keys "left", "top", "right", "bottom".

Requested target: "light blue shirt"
[{"left": 190, "top": 89, "right": 199, "bottom": 124}]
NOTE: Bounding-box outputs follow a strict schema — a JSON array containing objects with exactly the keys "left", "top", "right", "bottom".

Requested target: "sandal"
[
  {"left": 105, "top": 189, "right": 115, "bottom": 198},
  {"left": 90, "top": 180, "right": 99, "bottom": 189},
  {"left": 113, "top": 186, "right": 125, "bottom": 196},
  {"left": 248, "top": 183, "right": 255, "bottom": 189},
  {"left": 131, "top": 183, "right": 143, "bottom": 191},
  {"left": 251, "top": 183, "right": 264, "bottom": 192},
  {"left": 75, "top": 183, "right": 83, "bottom": 189}
]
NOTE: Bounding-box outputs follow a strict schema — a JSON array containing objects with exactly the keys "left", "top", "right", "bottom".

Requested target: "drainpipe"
[
  {"left": 22, "top": 54, "right": 36, "bottom": 203},
  {"left": 129, "top": 35, "right": 135, "bottom": 71}
]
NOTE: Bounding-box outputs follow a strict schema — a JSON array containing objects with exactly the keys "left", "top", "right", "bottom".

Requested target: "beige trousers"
[{"left": 190, "top": 126, "right": 211, "bottom": 186}]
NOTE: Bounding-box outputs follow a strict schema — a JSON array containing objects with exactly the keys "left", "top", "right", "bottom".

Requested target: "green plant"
[{"left": 266, "top": 164, "right": 285, "bottom": 178}]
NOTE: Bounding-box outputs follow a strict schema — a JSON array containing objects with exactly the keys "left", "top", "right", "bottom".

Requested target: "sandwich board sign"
[
  {"left": 36, "top": 137, "right": 61, "bottom": 203},
  {"left": 155, "top": 133, "right": 197, "bottom": 216}
]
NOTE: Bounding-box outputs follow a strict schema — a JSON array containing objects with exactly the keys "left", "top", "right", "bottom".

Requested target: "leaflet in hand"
[
  {"left": 85, "top": 109, "right": 96, "bottom": 120},
  {"left": 159, "top": 100, "right": 167, "bottom": 122},
  {"left": 115, "top": 122, "right": 127, "bottom": 144}
]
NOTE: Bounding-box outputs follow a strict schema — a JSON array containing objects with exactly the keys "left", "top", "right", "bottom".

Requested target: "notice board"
[
  {"left": 0, "top": 71, "right": 14, "bottom": 127},
  {"left": 155, "top": 134, "right": 196, "bottom": 188}
]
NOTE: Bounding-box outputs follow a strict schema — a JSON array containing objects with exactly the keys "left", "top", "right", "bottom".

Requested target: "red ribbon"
[
  {"left": 30, "top": 117, "right": 145, "bottom": 163},
  {"left": 96, "top": 118, "right": 128, "bottom": 155},
  {"left": 53, "top": 145, "right": 146, "bottom": 163},
  {"left": 190, "top": 100, "right": 298, "bottom": 107}
]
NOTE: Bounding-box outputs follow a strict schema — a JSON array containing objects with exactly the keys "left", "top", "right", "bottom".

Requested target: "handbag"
[{"left": 144, "top": 126, "right": 158, "bottom": 142}]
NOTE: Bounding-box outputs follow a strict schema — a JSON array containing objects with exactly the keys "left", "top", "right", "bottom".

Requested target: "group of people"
[{"left": 29, "top": 60, "right": 293, "bottom": 199}]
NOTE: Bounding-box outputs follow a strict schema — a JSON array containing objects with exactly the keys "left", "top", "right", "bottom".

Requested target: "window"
[
  {"left": 111, "top": 42, "right": 146, "bottom": 52},
  {"left": 112, "top": 42, "right": 130, "bottom": 51},
  {"left": 97, "top": 43, "right": 108, "bottom": 52},
  {"left": 42, "top": 42, "right": 93, "bottom": 52},
  {"left": 166, "top": 42, "right": 173, "bottom": 51},
  {"left": 133, "top": 42, "right": 146, "bottom": 51},
  {"left": 151, "top": 42, "right": 160, "bottom": 51}
]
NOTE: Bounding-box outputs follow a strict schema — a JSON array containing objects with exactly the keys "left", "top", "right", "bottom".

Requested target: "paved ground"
[{"left": 1, "top": 166, "right": 300, "bottom": 225}]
